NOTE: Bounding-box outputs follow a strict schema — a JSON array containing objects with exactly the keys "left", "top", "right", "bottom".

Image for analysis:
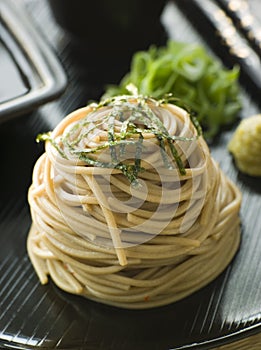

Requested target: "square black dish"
[
  {"left": 0, "top": 0, "right": 261, "bottom": 349},
  {"left": 0, "top": 0, "right": 67, "bottom": 123}
]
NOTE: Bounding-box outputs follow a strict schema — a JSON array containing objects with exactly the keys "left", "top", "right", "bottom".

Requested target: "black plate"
[
  {"left": 0, "top": 0, "right": 261, "bottom": 349},
  {"left": 0, "top": 0, "right": 67, "bottom": 123}
]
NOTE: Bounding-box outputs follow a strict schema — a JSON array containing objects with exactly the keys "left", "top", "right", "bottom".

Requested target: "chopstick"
[
  {"left": 176, "top": 0, "right": 261, "bottom": 101},
  {"left": 215, "top": 0, "right": 261, "bottom": 57}
]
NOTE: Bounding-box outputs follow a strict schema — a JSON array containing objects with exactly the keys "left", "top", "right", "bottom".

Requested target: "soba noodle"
[{"left": 27, "top": 96, "right": 242, "bottom": 309}]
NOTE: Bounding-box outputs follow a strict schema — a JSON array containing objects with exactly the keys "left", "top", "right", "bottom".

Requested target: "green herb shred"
[{"left": 36, "top": 95, "right": 201, "bottom": 185}]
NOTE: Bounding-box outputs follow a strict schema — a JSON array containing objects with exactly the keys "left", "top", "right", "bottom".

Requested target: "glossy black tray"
[
  {"left": 0, "top": 0, "right": 261, "bottom": 349},
  {"left": 0, "top": 0, "right": 67, "bottom": 123}
]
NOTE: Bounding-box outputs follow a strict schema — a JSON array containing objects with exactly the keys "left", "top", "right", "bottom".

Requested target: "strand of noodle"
[
  {"left": 82, "top": 174, "right": 127, "bottom": 266},
  {"left": 32, "top": 153, "right": 46, "bottom": 187},
  {"left": 47, "top": 259, "right": 83, "bottom": 294},
  {"left": 40, "top": 223, "right": 122, "bottom": 257},
  {"left": 109, "top": 175, "right": 205, "bottom": 205},
  {"left": 41, "top": 234, "right": 124, "bottom": 274},
  {"left": 30, "top": 240, "right": 55, "bottom": 259},
  {"left": 55, "top": 186, "right": 98, "bottom": 205},
  {"left": 34, "top": 207, "right": 98, "bottom": 242},
  {"left": 45, "top": 232, "right": 140, "bottom": 266},
  {"left": 74, "top": 269, "right": 131, "bottom": 291},
  {"left": 27, "top": 225, "right": 48, "bottom": 284},
  {"left": 29, "top": 194, "right": 68, "bottom": 229}
]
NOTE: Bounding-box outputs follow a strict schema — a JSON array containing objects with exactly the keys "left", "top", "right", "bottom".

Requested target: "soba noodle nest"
[{"left": 27, "top": 96, "right": 242, "bottom": 309}]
